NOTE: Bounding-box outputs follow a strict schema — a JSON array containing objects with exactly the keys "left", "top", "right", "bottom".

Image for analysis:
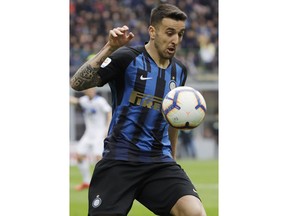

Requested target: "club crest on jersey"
[
  {"left": 92, "top": 195, "right": 102, "bottom": 208},
  {"left": 100, "top": 57, "right": 112, "bottom": 68},
  {"left": 169, "top": 80, "right": 177, "bottom": 90}
]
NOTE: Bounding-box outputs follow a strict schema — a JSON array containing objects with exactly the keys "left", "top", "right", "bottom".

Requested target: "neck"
[{"left": 145, "top": 42, "right": 170, "bottom": 69}]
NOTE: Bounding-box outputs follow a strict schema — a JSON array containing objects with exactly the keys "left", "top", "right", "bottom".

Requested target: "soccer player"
[
  {"left": 70, "top": 3, "right": 207, "bottom": 216},
  {"left": 70, "top": 87, "right": 112, "bottom": 191}
]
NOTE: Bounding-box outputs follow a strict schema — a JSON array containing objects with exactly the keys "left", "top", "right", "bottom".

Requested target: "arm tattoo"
[
  {"left": 70, "top": 64, "right": 103, "bottom": 91},
  {"left": 70, "top": 44, "right": 115, "bottom": 91}
]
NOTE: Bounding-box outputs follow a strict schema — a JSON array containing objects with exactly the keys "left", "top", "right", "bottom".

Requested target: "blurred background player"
[
  {"left": 70, "top": 87, "right": 112, "bottom": 191},
  {"left": 178, "top": 129, "right": 197, "bottom": 159}
]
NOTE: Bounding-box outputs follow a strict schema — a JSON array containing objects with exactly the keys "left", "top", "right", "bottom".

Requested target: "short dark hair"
[{"left": 150, "top": 4, "right": 187, "bottom": 26}]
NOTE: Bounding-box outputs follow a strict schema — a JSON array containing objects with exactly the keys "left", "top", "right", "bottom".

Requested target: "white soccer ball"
[{"left": 161, "top": 86, "right": 207, "bottom": 129}]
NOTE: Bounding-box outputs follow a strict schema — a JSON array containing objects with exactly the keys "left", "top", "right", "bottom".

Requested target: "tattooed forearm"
[
  {"left": 70, "top": 63, "right": 102, "bottom": 91},
  {"left": 70, "top": 42, "right": 117, "bottom": 91}
]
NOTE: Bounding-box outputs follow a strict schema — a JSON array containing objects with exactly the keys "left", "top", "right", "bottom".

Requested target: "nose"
[{"left": 172, "top": 34, "right": 181, "bottom": 45}]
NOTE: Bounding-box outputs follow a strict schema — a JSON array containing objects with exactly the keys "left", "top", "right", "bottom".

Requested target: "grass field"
[{"left": 70, "top": 159, "right": 218, "bottom": 216}]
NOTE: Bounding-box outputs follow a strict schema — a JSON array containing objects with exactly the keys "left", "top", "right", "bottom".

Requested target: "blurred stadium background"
[{"left": 69, "top": 0, "right": 218, "bottom": 215}]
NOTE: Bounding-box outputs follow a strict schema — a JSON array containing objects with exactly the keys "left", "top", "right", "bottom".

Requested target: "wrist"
[{"left": 104, "top": 42, "right": 119, "bottom": 54}]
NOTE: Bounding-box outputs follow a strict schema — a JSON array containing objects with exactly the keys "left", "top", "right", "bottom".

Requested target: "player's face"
[
  {"left": 84, "top": 88, "right": 96, "bottom": 99},
  {"left": 154, "top": 18, "right": 185, "bottom": 59}
]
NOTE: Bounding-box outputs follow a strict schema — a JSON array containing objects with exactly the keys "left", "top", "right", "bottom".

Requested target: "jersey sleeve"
[{"left": 97, "top": 46, "right": 137, "bottom": 87}]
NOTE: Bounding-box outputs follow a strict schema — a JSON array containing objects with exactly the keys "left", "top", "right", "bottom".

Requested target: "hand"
[{"left": 108, "top": 25, "right": 134, "bottom": 50}]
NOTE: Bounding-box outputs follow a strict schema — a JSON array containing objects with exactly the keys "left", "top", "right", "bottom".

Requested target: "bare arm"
[
  {"left": 70, "top": 96, "right": 79, "bottom": 105},
  {"left": 168, "top": 126, "right": 179, "bottom": 160},
  {"left": 70, "top": 25, "right": 134, "bottom": 91},
  {"left": 106, "top": 111, "right": 112, "bottom": 127}
]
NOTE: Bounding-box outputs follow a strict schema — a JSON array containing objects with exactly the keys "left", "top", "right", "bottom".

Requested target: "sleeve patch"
[{"left": 100, "top": 57, "right": 112, "bottom": 68}]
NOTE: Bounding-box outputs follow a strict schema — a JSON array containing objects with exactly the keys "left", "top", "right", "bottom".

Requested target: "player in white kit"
[{"left": 70, "top": 87, "right": 112, "bottom": 190}]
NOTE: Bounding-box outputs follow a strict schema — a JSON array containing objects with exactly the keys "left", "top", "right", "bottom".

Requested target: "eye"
[
  {"left": 166, "top": 31, "right": 174, "bottom": 36},
  {"left": 178, "top": 32, "right": 185, "bottom": 38}
]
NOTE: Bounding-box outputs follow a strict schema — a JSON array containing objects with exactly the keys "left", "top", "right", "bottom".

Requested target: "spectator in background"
[
  {"left": 70, "top": 0, "right": 218, "bottom": 78},
  {"left": 198, "top": 34, "right": 216, "bottom": 72},
  {"left": 70, "top": 87, "right": 112, "bottom": 191},
  {"left": 178, "top": 129, "right": 197, "bottom": 158}
]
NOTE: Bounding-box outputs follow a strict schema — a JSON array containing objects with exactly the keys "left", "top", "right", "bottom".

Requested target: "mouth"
[{"left": 167, "top": 47, "right": 176, "bottom": 55}]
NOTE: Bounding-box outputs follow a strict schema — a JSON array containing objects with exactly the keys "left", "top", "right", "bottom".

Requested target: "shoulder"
[
  {"left": 106, "top": 45, "right": 144, "bottom": 69},
  {"left": 111, "top": 45, "right": 144, "bottom": 59},
  {"left": 79, "top": 95, "right": 88, "bottom": 101},
  {"left": 94, "top": 95, "right": 109, "bottom": 104},
  {"left": 172, "top": 57, "right": 187, "bottom": 75},
  {"left": 98, "top": 45, "right": 145, "bottom": 85},
  {"left": 172, "top": 57, "right": 187, "bottom": 70},
  {"left": 94, "top": 96, "right": 112, "bottom": 110},
  {"left": 171, "top": 57, "right": 188, "bottom": 85},
  {"left": 93, "top": 95, "right": 105, "bottom": 101},
  {"left": 79, "top": 95, "right": 89, "bottom": 105}
]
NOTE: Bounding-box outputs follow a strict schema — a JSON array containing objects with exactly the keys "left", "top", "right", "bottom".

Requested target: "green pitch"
[{"left": 70, "top": 159, "right": 218, "bottom": 216}]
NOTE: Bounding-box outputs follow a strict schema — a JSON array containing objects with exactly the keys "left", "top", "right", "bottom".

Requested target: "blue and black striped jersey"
[{"left": 97, "top": 45, "right": 187, "bottom": 162}]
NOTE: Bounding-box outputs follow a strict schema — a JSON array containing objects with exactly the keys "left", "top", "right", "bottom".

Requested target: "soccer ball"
[{"left": 161, "top": 86, "right": 207, "bottom": 129}]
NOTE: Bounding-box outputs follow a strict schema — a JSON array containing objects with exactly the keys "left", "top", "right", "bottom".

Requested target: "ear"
[{"left": 148, "top": 25, "right": 156, "bottom": 40}]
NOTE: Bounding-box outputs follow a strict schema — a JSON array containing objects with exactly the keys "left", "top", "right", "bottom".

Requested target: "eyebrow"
[{"left": 166, "top": 27, "right": 185, "bottom": 32}]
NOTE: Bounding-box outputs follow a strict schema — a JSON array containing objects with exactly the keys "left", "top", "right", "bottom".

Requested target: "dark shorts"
[
  {"left": 88, "top": 160, "right": 200, "bottom": 216},
  {"left": 88, "top": 159, "right": 200, "bottom": 216}
]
